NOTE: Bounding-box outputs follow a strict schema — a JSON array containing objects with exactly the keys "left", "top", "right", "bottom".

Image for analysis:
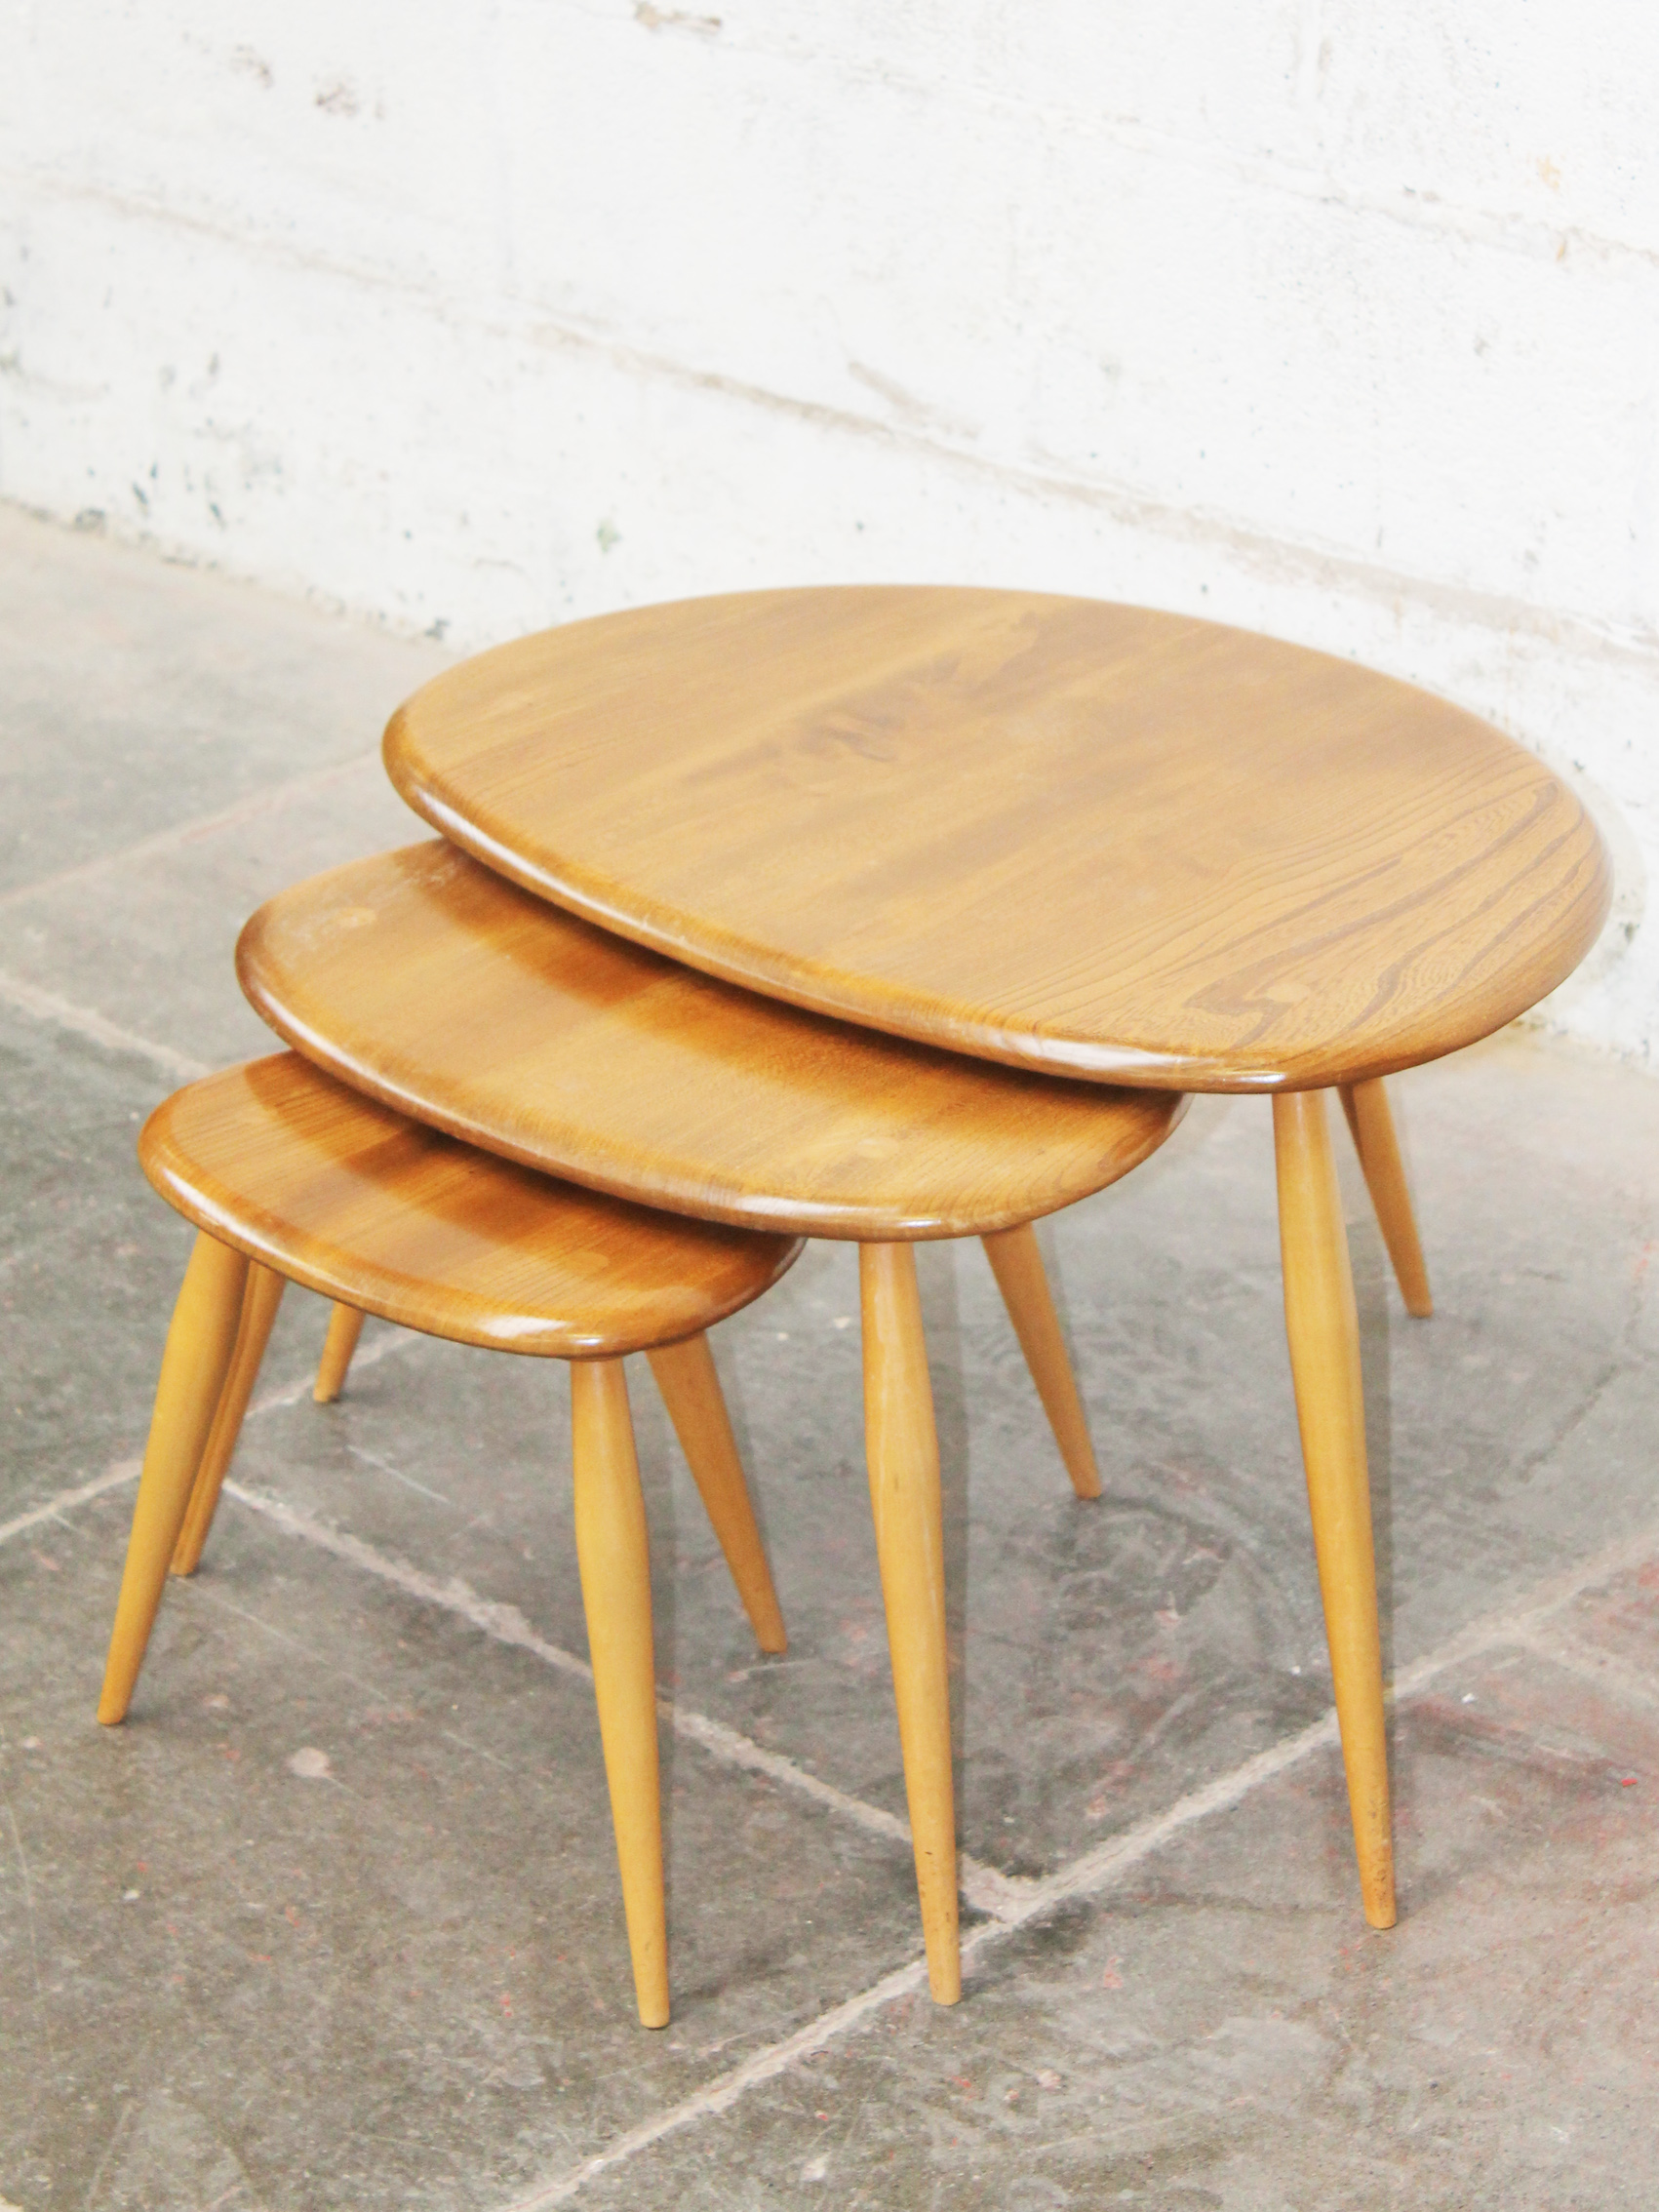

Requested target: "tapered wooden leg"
[
  {"left": 981, "top": 1222, "right": 1102, "bottom": 1499},
  {"left": 1339, "top": 1079, "right": 1433, "bottom": 1318},
  {"left": 647, "top": 1334, "right": 787, "bottom": 1655},
  {"left": 860, "top": 1242, "right": 960, "bottom": 2003},
  {"left": 571, "top": 1358, "right": 669, "bottom": 2029},
  {"left": 313, "top": 1301, "right": 366, "bottom": 1402},
  {"left": 99, "top": 1233, "right": 250, "bottom": 1725},
  {"left": 170, "top": 1263, "right": 287, "bottom": 1577},
  {"left": 1274, "top": 1090, "right": 1396, "bottom": 1930}
]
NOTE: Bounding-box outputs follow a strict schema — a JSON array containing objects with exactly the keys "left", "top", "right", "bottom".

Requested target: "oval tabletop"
[
  {"left": 385, "top": 587, "right": 1610, "bottom": 1091},
  {"left": 237, "top": 842, "right": 1183, "bottom": 1241},
  {"left": 142, "top": 1054, "right": 804, "bottom": 1358}
]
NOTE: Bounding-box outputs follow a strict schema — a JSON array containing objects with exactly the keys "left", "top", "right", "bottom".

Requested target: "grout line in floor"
[
  {"left": 492, "top": 1503, "right": 1659, "bottom": 2209},
  {"left": 0, "top": 746, "right": 384, "bottom": 915},
  {"left": 219, "top": 1476, "right": 1022, "bottom": 1919},
  {"left": 0, "top": 967, "right": 213, "bottom": 1085},
  {"left": 0, "top": 1324, "right": 415, "bottom": 1553}
]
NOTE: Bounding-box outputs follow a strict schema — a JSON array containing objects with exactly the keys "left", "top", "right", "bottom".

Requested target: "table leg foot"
[{"left": 313, "top": 1300, "right": 366, "bottom": 1402}]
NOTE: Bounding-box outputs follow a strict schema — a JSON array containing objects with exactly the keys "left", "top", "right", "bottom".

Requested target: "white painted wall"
[{"left": 3, "top": 3, "right": 1656, "bottom": 1058}]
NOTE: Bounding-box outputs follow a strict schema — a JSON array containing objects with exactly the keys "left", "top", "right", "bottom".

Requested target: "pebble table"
[{"left": 377, "top": 585, "right": 1611, "bottom": 1944}]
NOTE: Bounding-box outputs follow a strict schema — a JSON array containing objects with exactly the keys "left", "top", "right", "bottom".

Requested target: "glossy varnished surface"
[
  {"left": 139, "top": 1055, "right": 802, "bottom": 1358},
  {"left": 237, "top": 843, "right": 1184, "bottom": 1240},
  {"left": 385, "top": 588, "right": 1610, "bottom": 1090}
]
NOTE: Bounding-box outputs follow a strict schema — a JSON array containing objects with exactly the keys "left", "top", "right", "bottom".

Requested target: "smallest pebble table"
[{"left": 99, "top": 1052, "right": 802, "bottom": 2027}]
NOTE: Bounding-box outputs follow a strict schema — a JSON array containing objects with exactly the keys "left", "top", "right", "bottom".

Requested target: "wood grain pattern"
[
  {"left": 861, "top": 1242, "right": 960, "bottom": 2003},
  {"left": 646, "top": 1335, "right": 788, "bottom": 1656},
  {"left": 313, "top": 1301, "right": 366, "bottom": 1402},
  {"left": 572, "top": 1358, "right": 670, "bottom": 2027},
  {"left": 139, "top": 1054, "right": 803, "bottom": 1360},
  {"left": 237, "top": 842, "right": 1184, "bottom": 1241},
  {"left": 1274, "top": 1090, "right": 1395, "bottom": 1929},
  {"left": 980, "top": 1222, "right": 1101, "bottom": 1498},
  {"left": 99, "top": 1232, "right": 249, "bottom": 1724},
  {"left": 1339, "top": 1078, "right": 1432, "bottom": 1317},
  {"left": 383, "top": 588, "right": 1608, "bottom": 1091},
  {"left": 170, "top": 1261, "right": 286, "bottom": 1576}
]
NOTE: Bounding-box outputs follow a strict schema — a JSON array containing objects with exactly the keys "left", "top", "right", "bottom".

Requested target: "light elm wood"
[
  {"left": 1273, "top": 1090, "right": 1396, "bottom": 1930},
  {"left": 647, "top": 1335, "right": 787, "bottom": 1656},
  {"left": 101, "top": 1054, "right": 801, "bottom": 2025},
  {"left": 141, "top": 1053, "right": 803, "bottom": 1360},
  {"left": 238, "top": 841, "right": 1183, "bottom": 1243},
  {"left": 572, "top": 1359, "right": 670, "bottom": 2028},
  {"left": 1339, "top": 1079, "right": 1433, "bottom": 1318},
  {"left": 861, "top": 1242, "right": 960, "bottom": 2003},
  {"left": 313, "top": 1301, "right": 365, "bottom": 1402},
  {"left": 367, "top": 589, "right": 1611, "bottom": 1946},
  {"left": 383, "top": 587, "right": 1610, "bottom": 1092},
  {"left": 980, "top": 1222, "right": 1101, "bottom": 1499},
  {"left": 170, "top": 1261, "right": 286, "bottom": 1577},
  {"left": 241, "top": 848, "right": 1180, "bottom": 1995},
  {"left": 99, "top": 1231, "right": 249, "bottom": 1725}
]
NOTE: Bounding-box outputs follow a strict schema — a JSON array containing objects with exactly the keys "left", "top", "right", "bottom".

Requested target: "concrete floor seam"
[
  {"left": 0, "top": 1328, "right": 415, "bottom": 1554},
  {"left": 478, "top": 1503, "right": 1659, "bottom": 2208},
  {"left": 217, "top": 1475, "right": 1023, "bottom": 1918},
  {"left": 0, "top": 967, "right": 213, "bottom": 1086},
  {"left": 0, "top": 747, "right": 385, "bottom": 917}
]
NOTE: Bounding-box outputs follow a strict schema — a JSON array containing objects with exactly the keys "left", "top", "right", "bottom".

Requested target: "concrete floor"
[{"left": 3, "top": 506, "right": 1659, "bottom": 2211}]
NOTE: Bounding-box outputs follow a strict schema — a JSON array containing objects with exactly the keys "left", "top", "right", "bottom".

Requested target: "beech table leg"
[
  {"left": 99, "top": 1232, "right": 250, "bottom": 1725},
  {"left": 171, "top": 1262, "right": 286, "bottom": 1576},
  {"left": 1274, "top": 1089, "right": 1396, "bottom": 1929},
  {"left": 1339, "top": 1078, "right": 1433, "bottom": 1318},
  {"left": 572, "top": 1357, "right": 669, "bottom": 2029},
  {"left": 647, "top": 1333, "right": 787, "bottom": 1655},
  {"left": 313, "top": 1301, "right": 367, "bottom": 1402},
  {"left": 860, "top": 1241, "right": 961, "bottom": 2003},
  {"left": 980, "top": 1221, "right": 1102, "bottom": 1499}
]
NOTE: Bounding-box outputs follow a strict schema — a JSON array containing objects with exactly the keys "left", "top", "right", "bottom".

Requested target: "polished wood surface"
[
  {"left": 238, "top": 842, "right": 1184, "bottom": 1243},
  {"left": 572, "top": 1359, "right": 670, "bottom": 2027},
  {"left": 99, "top": 1232, "right": 249, "bottom": 1725},
  {"left": 981, "top": 1222, "right": 1101, "bottom": 1499},
  {"left": 170, "top": 1261, "right": 286, "bottom": 1576},
  {"left": 1273, "top": 1091, "right": 1395, "bottom": 1928},
  {"left": 1340, "top": 1079, "right": 1432, "bottom": 1317},
  {"left": 861, "top": 1243, "right": 960, "bottom": 2003},
  {"left": 313, "top": 1300, "right": 365, "bottom": 1402},
  {"left": 107, "top": 1064, "right": 800, "bottom": 2025},
  {"left": 139, "top": 1053, "right": 803, "bottom": 1360},
  {"left": 384, "top": 587, "right": 1610, "bottom": 1092}
]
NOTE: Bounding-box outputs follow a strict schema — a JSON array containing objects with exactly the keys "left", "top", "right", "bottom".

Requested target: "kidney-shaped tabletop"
[
  {"left": 384, "top": 587, "right": 1610, "bottom": 1092},
  {"left": 237, "top": 842, "right": 1184, "bottom": 1243}
]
